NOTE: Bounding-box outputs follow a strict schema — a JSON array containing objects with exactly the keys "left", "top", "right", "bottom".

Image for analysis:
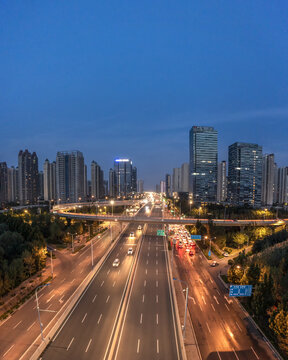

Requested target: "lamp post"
[
  {"left": 173, "top": 277, "right": 188, "bottom": 339},
  {"left": 35, "top": 283, "right": 51, "bottom": 341},
  {"left": 91, "top": 237, "right": 94, "bottom": 268},
  {"left": 110, "top": 200, "right": 115, "bottom": 216},
  {"left": 189, "top": 200, "right": 193, "bottom": 214},
  {"left": 68, "top": 232, "right": 77, "bottom": 253},
  {"left": 50, "top": 250, "right": 54, "bottom": 279},
  {"left": 198, "top": 206, "right": 202, "bottom": 217}
]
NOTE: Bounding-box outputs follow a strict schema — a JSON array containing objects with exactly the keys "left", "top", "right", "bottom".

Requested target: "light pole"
[
  {"left": 173, "top": 277, "right": 188, "bottom": 340},
  {"left": 110, "top": 200, "right": 115, "bottom": 217},
  {"left": 35, "top": 283, "right": 51, "bottom": 341},
  {"left": 91, "top": 238, "right": 94, "bottom": 268},
  {"left": 68, "top": 232, "right": 77, "bottom": 253},
  {"left": 189, "top": 200, "right": 193, "bottom": 214},
  {"left": 50, "top": 250, "right": 54, "bottom": 279},
  {"left": 198, "top": 206, "right": 202, "bottom": 217}
]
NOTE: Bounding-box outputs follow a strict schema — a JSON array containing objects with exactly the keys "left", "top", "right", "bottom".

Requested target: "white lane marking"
[
  {"left": 118, "top": 270, "right": 121, "bottom": 275},
  {"left": 145, "top": 269, "right": 147, "bottom": 275},
  {"left": 97, "top": 314, "right": 102, "bottom": 324},
  {"left": 106, "top": 295, "right": 110, "bottom": 303},
  {"left": 82, "top": 313, "right": 87, "bottom": 323},
  {"left": 67, "top": 337, "right": 74, "bottom": 351},
  {"left": 144, "top": 280, "right": 146, "bottom": 287},
  {"left": 101, "top": 280, "right": 104, "bottom": 287},
  {"left": 202, "top": 295, "right": 206, "bottom": 305},
  {"left": 137, "top": 339, "right": 140, "bottom": 353},
  {"left": 13, "top": 320, "right": 22, "bottom": 329},
  {"left": 71, "top": 279, "right": 75, "bottom": 284},
  {"left": 140, "top": 313, "right": 143, "bottom": 324},
  {"left": 199, "top": 304, "right": 203, "bottom": 312},
  {"left": 46, "top": 294, "right": 55, "bottom": 303},
  {"left": 199, "top": 279, "right": 203, "bottom": 284},
  {"left": 85, "top": 338, "right": 92, "bottom": 353},
  {"left": 225, "top": 295, "right": 233, "bottom": 304},
  {"left": 116, "top": 253, "right": 119, "bottom": 257},
  {"left": 225, "top": 303, "right": 230, "bottom": 312},
  {"left": 157, "top": 339, "right": 159, "bottom": 353},
  {"left": 156, "top": 313, "right": 159, "bottom": 325},
  {"left": 251, "top": 346, "right": 259, "bottom": 359},
  {"left": 3, "top": 344, "right": 14, "bottom": 357},
  {"left": 235, "top": 321, "right": 242, "bottom": 332},
  {"left": 156, "top": 280, "right": 158, "bottom": 287},
  {"left": 206, "top": 322, "right": 211, "bottom": 333},
  {"left": 80, "top": 268, "right": 83, "bottom": 274},
  {"left": 107, "top": 269, "right": 110, "bottom": 275},
  {"left": 216, "top": 289, "right": 221, "bottom": 296},
  {"left": 213, "top": 295, "right": 219, "bottom": 304},
  {"left": 211, "top": 303, "right": 215, "bottom": 311},
  {"left": 26, "top": 321, "right": 35, "bottom": 332},
  {"left": 113, "top": 281, "right": 116, "bottom": 287},
  {"left": 34, "top": 294, "right": 44, "bottom": 302},
  {"left": 92, "top": 294, "right": 97, "bottom": 303},
  {"left": 156, "top": 260, "right": 158, "bottom": 265},
  {"left": 233, "top": 348, "right": 240, "bottom": 360},
  {"left": 60, "top": 278, "right": 66, "bottom": 284},
  {"left": 156, "top": 269, "right": 158, "bottom": 275},
  {"left": 210, "top": 278, "right": 213, "bottom": 284},
  {"left": 46, "top": 304, "right": 52, "bottom": 310},
  {"left": 148, "top": 252, "right": 150, "bottom": 257},
  {"left": 142, "top": 294, "right": 145, "bottom": 303},
  {"left": 146, "top": 260, "right": 149, "bottom": 265},
  {"left": 217, "top": 351, "right": 222, "bottom": 359},
  {"left": 156, "top": 253, "right": 158, "bottom": 257},
  {"left": 189, "top": 296, "right": 196, "bottom": 304},
  {"left": 156, "top": 295, "right": 159, "bottom": 303},
  {"left": 59, "top": 295, "right": 64, "bottom": 303}
]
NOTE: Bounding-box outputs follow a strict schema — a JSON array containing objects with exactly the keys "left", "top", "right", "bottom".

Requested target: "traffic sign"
[
  {"left": 157, "top": 230, "right": 165, "bottom": 236},
  {"left": 229, "top": 285, "right": 253, "bottom": 297},
  {"left": 191, "top": 235, "right": 201, "bottom": 240},
  {"left": 208, "top": 250, "right": 211, "bottom": 257}
]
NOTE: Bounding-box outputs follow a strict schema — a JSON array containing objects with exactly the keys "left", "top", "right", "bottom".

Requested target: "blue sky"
[{"left": 1, "top": 0, "right": 287, "bottom": 189}]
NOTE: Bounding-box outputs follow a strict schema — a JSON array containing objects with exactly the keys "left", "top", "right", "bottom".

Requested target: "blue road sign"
[
  {"left": 191, "top": 235, "right": 201, "bottom": 240},
  {"left": 208, "top": 250, "right": 211, "bottom": 257},
  {"left": 229, "top": 285, "right": 253, "bottom": 297}
]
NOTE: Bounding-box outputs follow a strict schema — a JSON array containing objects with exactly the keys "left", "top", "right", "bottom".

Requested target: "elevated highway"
[{"left": 53, "top": 210, "right": 287, "bottom": 227}]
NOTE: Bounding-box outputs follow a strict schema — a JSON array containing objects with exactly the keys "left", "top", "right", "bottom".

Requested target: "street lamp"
[
  {"left": 173, "top": 277, "right": 188, "bottom": 340},
  {"left": 67, "top": 232, "right": 77, "bottom": 253},
  {"left": 198, "top": 206, "right": 202, "bottom": 217},
  {"left": 35, "top": 283, "right": 51, "bottom": 341},
  {"left": 110, "top": 200, "right": 115, "bottom": 216},
  {"left": 189, "top": 200, "right": 193, "bottom": 214}
]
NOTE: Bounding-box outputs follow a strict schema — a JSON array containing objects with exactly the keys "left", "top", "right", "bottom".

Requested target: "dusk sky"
[{"left": 1, "top": 1, "right": 287, "bottom": 189}]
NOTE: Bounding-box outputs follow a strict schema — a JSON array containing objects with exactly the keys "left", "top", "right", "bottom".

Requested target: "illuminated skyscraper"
[
  {"left": 18, "top": 149, "right": 39, "bottom": 205},
  {"left": 114, "top": 158, "right": 133, "bottom": 197},
  {"left": 189, "top": 126, "right": 218, "bottom": 202}
]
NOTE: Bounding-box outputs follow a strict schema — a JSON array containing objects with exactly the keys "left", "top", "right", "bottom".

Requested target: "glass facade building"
[
  {"left": 114, "top": 158, "right": 133, "bottom": 197},
  {"left": 189, "top": 126, "right": 218, "bottom": 202},
  {"left": 228, "top": 142, "right": 262, "bottom": 207}
]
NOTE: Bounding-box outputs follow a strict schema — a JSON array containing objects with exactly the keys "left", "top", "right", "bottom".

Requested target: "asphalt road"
[
  {"left": 174, "top": 244, "right": 276, "bottom": 360},
  {"left": 114, "top": 207, "right": 181, "bottom": 360}
]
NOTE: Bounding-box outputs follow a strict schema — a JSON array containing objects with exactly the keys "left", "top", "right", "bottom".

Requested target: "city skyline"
[{"left": 1, "top": 1, "right": 288, "bottom": 188}]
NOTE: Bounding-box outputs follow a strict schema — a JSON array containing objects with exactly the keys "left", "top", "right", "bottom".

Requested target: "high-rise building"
[
  {"left": 155, "top": 184, "right": 160, "bottom": 193},
  {"left": 131, "top": 166, "right": 137, "bottom": 193},
  {"left": 228, "top": 142, "right": 262, "bottom": 207},
  {"left": 84, "top": 164, "right": 88, "bottom": 201},
  {"left": 7, "top": 166, "right": 18, "bottom": 203},
  {"left": 181, "top": 163, "right": 189, "bottom": 192},
  {"left": 91, "top": 161, "right": 104, "bottom": 200},
  {"left": 0, "top": 162, "right": 8, "bottom": 206},
  {"left": 114, "top": 158, "right": 133, "bottom": 197},
  {"left": 137, "top": 179, "right": 144, "bottom": 193},
  {"left": 109, "top": 168, "right": 116, "bottom": 198},
  {"left": 262, "top": 154, "right": 276, "bottom": 206},
  {"left": 189, "top": 126, "right": 218, "bottom": 202},
  {"left": 172, "top": 168, "right": 181, "bottom": 192},
  {"left": 276, "top": 167, "right": 288, "bottom": 205},
  {"left": 38, "top": 171, "right": 44, "bottom": 200},
  {"left": 160, "top": 180, "right": 166, "bottom": 194},
  {"left": 18, "top": 149, "right": 39, "bottom": 205},
  {"left": 43, "top": 160, "right": 56, "bottom": 201},
  {"left": 165, "top": 174, "right": 171, "bottom": 197},
  {"left": 56, "top": 151, "right": 85, "bottom": 203},
  {"left": 217, "top": 161, "right": 227, "bottom": 203}
]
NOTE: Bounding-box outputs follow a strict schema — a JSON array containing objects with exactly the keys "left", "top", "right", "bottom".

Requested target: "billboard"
[
  {"left": 229, "top": 285, "right": 253, "bottom": 297},
  {"left": 191, "top": 235, "right": 202, "bottom": 240}
]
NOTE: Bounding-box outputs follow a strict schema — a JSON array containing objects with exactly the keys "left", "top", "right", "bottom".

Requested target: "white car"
[
  {"left": 137, "top": 225, "right": 142, "bottom": 230},
  {"left": 127, "top": 248, "right": 133, "bottom": 255},
  {"left": 130, "top": 232, "right": 135, "bottom": 238},
  {"left": 113, "top": 258, "right": 120, "bottom": 267},
  {"left": 210, "top": 261, "right": 217, "bottom": 267}
]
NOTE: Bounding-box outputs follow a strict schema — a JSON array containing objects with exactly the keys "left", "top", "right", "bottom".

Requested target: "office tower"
[
  {"left": 172, "top": 168, "right": 181, "bottom": 192},
  {"left": 56, "top": 151, "right": 85, "bottom": 203},
  {"left": 137, "top": 179, "right": 144, "bottom": 193},
  {"left": 18, "top": 150, "right": 39, "bottom": 205},
  {"left": 38, "top": 171, "right": 44, "bottom": 200},
  {"left": 114, "top": 158, "right": 133, "bottom": 197},
  {"left": 228, "top": 142, "right": 262, "bottom": 207},
  {"left": 181, "top": 163, "right": 189, "bottom": 192},
  {"left": 132, "top": 166, "right": 137, "bottom": 193},
  {"left": 0, "top": 162, "right": 8, "bottom": 206},
  {"left": 91, "top": 161, "right": 104, "bottom": 200},
  {"left": 160, "top": 180, "right": 166, "bottom": 194},
  {"left": 217, "top": 161, "right": 227, "bottom": 202},
  {"left": 262, "top": 154, "right": 276, "bottom": 206},
  {"left": 43, "top": 160, "right": 56, "bottom": 201},
  {"left": 165, "top": 174, "right": 171, "bottom": 197},
  {"left": 156, "top": 184, "right": 160, "bottom": 193},
  {"left": 103, "top": 180, "right": 108, "bottom": 197},
  {"left": 84, "top": 164, "right": 88, "bottom": 201},
  {"left": 7, "top": 166, "right": 18, "bottom": 203},
  {"left": 189, "top": 126, "right": 218, "bottom": 202},
  {"left": 276, "top": 167, "right": 288, "bottom": 205},
  {"left": 109, "top": 168, "right": 116, "bottom": 198}
]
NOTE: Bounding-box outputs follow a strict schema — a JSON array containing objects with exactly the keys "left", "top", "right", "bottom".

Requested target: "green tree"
[
  {"left": 232, "top": 232, "right": 249, "bottom": 248},
  {"left": 22, "top": 250, "right": 35, "bottom": 277}
]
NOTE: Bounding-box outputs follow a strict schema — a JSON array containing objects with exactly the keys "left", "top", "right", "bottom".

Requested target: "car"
[
  {"left": 223, "top": 252, "right": 229, "bottom": 257},
  {"left": 178, "top": 242, "right": 183, "bottom": 249},
  {"left": 185, "top": 247, "right": 190, "bottom": 252},
  {"left": 210, "top": 261, "right": 217, "bottom": 267},
  {"left": 127, "top": 248, "right": 133, "bottom": 255},
  {"left": 137, "top": 225, "right": 142, "bottom": 230},
  {"left": 189, "top": 250, "right": 195, "bottom": 256},
  {"left": 113, "top": 258, "right": 120, "bottom": 267},
  {"left": 130, "top": 232, "right": 135, "bottom": 238}
]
